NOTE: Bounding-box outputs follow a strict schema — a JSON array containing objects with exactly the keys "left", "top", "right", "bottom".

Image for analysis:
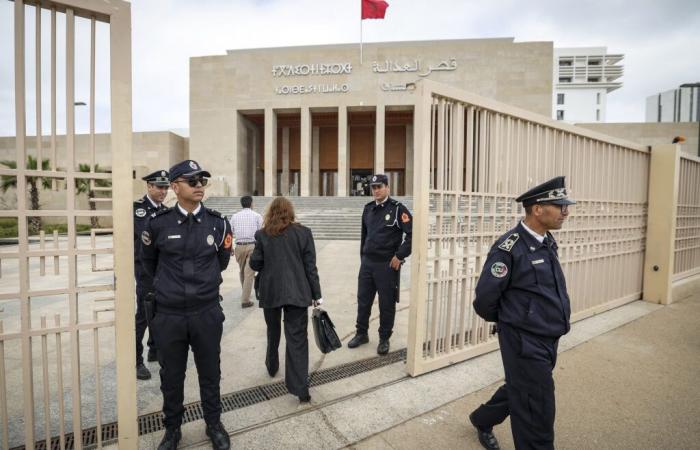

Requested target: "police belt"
[
  {"left": 155, "top": 299, "right": 219, "bottom": 316},
  {"left": 236, "top": 241, "right": 255, "bottom": 245}
]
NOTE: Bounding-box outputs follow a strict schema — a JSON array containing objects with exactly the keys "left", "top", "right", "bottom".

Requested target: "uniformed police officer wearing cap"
[
  {"left": 134, "top": 170, "right": 169, "bottom": 381},
  {"left": 140, "top": 160, "right": 233, "bottom": 450},
  {"left": 347, "top": 174, "right": 412, "bottom": 355},
  {"left": 469, "top": 176, "right": 575, "bottom": 450}
]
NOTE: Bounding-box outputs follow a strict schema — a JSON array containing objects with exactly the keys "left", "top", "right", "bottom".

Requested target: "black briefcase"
[{"left": 311, "top": 307, "right": 342, "bottom": 354}]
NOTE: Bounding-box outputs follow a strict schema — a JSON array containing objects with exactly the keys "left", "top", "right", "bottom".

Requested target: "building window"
[
  {"left": 556, "top": 110, "right": 565, "bottom": 121},
  {"left": 596, "top": 93, "right": 601, "bottom": 105},
  {"left": 588, "top": 59, "right": 601, "bottom": 66},
  {"left": 588, "top": 77, "right": 600, "bottom": 82},
  {"left": 596, "top": 110, "right": 600, "bottom": 121},
  {"left": 557, "top": 93, "right": 565, "bottom": 105},
  {"left": 559, "top": 60, "right": 572, "bottom": 66},
  {"left": 559, "top": 77, "right": 572, "bottom": 83}
]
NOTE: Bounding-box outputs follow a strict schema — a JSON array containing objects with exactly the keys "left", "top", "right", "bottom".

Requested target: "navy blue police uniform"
[
  {"left": 470, "top": 176, "right": 575, "bottom": 450},
  {"left": 355, "top": 174, "right": 412, "bottom": 342},
  {"left": 140, "top": 161, "right": 233, "bottom": 435},
  {"left": 134, "top": 170, "right": 169, "bottom": 367}
]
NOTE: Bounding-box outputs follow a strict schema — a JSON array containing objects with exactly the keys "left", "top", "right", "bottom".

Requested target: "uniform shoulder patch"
[
  {"left": 134, "top": 198, "right": 145, "bottom": 205},
  {"left": 497, "top": 233, "right": 520, "bottom": 252},
  {"left": 134, "top": 208, "right": 147, "bottom": 218}
]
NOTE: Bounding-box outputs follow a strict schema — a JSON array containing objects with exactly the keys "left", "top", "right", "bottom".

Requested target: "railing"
[
  {"left": 1, "top": 1, "right": 135, "bottom": 448},
  {"left": 673, "top": 154, "right": 700, "bottom": 281},
  {"left": 407, "top": 79, "right": 649, "bottom": 376}
]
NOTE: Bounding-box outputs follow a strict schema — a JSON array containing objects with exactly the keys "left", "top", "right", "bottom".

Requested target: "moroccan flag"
[{"left": 361, "top": 0, "right": 389, "bottom": 19}]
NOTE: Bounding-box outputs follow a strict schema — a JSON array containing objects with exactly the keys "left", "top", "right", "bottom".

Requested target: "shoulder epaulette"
[
  {"left": 150, "top": 207, "right": 172, "bottom": 220},
  {"left": 134, "top": 198, "right": 145, "bottom": 205},
  {"left": 206, "top": 208, "right": 226, "bottom": 219},
  {"left": 364, "top": 200, "right": 375, "bottom": 207},
  {"left": 498, "top": 233, "right": 520, "bottom": 252}
]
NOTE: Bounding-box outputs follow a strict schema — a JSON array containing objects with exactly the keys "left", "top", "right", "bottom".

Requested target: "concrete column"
[
  {"left": 281, "top": 127, "right": 290, "bottom": 195},
  {"left": 643, "top": 144, "right": 681, "bottom": 305},
  {"left": 375, "top": 104, "right": 385, "bottom": 174},
  {"left": 251, "top": 125, "right": 260, "bottom": 194},
  {"left": 312, "top": 126, "right": 320, "bottom": 196},
  {"left": 264, "top": 107, "right": 277, "bottom": 196},
  {"left": 405, "top": 123, "right": 414, "bottom": 195},
  {"left": 337, "top": 106, "right": 349, "bottom": 197},
  {"left": 300, "top": 107, "right": 312, "bottom": 196}
]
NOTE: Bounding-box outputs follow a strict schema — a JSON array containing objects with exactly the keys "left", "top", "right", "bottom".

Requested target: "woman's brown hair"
[{"left": 263, "top": 196, "right": 296, "bottom": 236}]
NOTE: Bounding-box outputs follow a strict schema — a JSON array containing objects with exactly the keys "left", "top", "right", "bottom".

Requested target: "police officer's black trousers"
[
  {"left": 151, "top": 303, "right": 224, "bottom": 430},
  {"left": 263, "top": 305, "right": 309, "bottom": 398},
  {"left": 356, "top": 257, "right": 398, "bottom": 340},
  {"left": 470, "top": 323, "right": 558, "bottom": 450},
  {"left": 134, "top": 293, "right": 156, "bottom": 365}
]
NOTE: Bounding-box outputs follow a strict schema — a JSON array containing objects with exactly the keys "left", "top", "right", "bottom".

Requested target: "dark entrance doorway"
[{"left": 350, "top": 169, "right": 372, "bottom": 196}]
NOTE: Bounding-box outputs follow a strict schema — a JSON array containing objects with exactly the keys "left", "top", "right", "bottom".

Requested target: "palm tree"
[
  {"left": 0, "top": 156, "right": 52, "bottom": 234},
  {"left": 75, "top": 163, "right": 111, "bottom": 228}
]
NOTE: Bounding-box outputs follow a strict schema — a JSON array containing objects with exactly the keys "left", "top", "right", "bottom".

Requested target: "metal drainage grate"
[{"left": 14, "top": 348, "right": 407, "bottom": 450}]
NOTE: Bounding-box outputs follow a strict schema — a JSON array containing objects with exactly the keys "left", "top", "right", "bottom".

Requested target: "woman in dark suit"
[{"left": 249, "top": 197, "right": 322, "bottom": 402}]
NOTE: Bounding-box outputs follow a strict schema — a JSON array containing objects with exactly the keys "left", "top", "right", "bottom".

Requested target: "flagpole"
[{"left": 360, "top": 18, "right": 363, "bottom": 65}]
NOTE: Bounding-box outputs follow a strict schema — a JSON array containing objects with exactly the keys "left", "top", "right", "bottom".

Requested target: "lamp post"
[{"left": 679, "top": 82, "right": 700, "bottom": 156}]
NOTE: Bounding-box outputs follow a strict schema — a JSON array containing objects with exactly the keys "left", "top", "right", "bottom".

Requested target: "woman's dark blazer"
[{"left": 249, "top": 224, "right": 322, "bottom": 309}]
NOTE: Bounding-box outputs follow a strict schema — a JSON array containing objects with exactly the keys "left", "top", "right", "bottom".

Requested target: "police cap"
[
  {"left": 142, "top": 170, "right": 170, "bottom": 186},
  {"left": 168, "top": 160, "right": 211, "bottom": 182},
  {"left": 369, "top": 174, "right": 389, "bottom": 186},
  {"left": 516, "top": 176, "right": 576, "bottom": 207}
]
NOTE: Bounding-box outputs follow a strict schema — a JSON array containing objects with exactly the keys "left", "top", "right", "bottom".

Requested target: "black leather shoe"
[
  {"left": 469, "top": 412, "right": 500, "bottom": 450},
  {"left": 377, "top": 339, "right": 390, "bottom": 355},
  {"left": 299, "top": 394, "right": 311, "bottom": 403},
  {"left": 147, "top": 349, "right": 158, "bottom": 362},
  {"left": 206, "top": 422, "right": 231, "bottom": 450},
  {"left": 265, "top": 349, "right": 279, "bottom": 377},
  {"left": 347, "top": 333, "right": 369, "bottom": 348},
  {"left": 136, "top": 363, "right": 151, "bottom": 380},
  {"left": 157, "top": 427, "right": 181, "bottom": 450}
]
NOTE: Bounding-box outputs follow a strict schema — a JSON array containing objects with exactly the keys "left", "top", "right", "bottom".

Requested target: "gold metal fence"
[
  {"left": 407, "top": 80, "right": 649, "bottom": 376},
  {"left": 1, "top": 1, "right": 135, "bottom": 448},
  {"left": 674, "top": 154, "right": 700, "bottom": 281}
]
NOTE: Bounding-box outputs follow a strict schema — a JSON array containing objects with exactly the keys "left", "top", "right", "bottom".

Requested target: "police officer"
[
  {"left": 469, "top": 176, "right": 575, "bottom": 450},
  {"left": 134, "top": 170, "right": 169, "bottom": 380},
  {"left": 140, "top": 160, "right": 233, "bottom": 450},
  {"left": 347, "top": 174, "right": 412, "bottom": 355}
]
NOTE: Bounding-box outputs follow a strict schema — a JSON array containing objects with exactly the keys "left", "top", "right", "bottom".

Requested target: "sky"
[{"left": 1, "top": 0, "right": 699, "bottom": 136}]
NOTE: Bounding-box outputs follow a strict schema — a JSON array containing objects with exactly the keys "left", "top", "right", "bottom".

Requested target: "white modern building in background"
[
  {"left": 645, "top": 84, "right": 700, "bottom": 122},
  {"left": 552, "top": 47, "right": 624, "bottom": 123}
]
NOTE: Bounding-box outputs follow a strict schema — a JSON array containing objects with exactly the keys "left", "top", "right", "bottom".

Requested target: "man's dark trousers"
[
  {"left": 135, "top": 293, "right": 155, "bottom": 364},
  {"left": 152, "top": 303, "right": 224, "bottom": 429},
  {"left": 470, "top": 323, "right": 558, "bottom": 450},
  {"left": 356, "top": 257, "right": 399, "bottom": 339}
]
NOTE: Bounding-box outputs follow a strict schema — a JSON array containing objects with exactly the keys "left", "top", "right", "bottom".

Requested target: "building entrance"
[{"left": 351, "top": 170, "right": 372, "bottom": 196}]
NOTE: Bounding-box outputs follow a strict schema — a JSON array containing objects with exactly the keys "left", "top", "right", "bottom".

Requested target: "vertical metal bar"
[
  {"left": 51, "top": 7, "right": 57, "bottom": 189},
  {"left": 93, "top": 310, "right": 102, "bottom": 448},
  {"left": 35, "top": 3, "right": 43, "bottom": 166},
  {"left": 65, "top": 8, "right": 83, "bottom": 450},
  {"left": 110, "top": 1, "right": 138, "bottom": 445},
  {"left": 40, "top": 230, "right": 46, "bottom": 275},
  {"left": 16, "top": 1, "right": 37, "bottom": 447},
  {"left": 90, "top": 16, "right": 96, "bottom": 174},
  {"left": 53, "top": 229, "right": 59, "bottom": 275},
  {"left": 0, "top": 322, "right": 9, "bottom": 450},
  {"left": 41, "top": 316, "right": 51, "bottom": 448},
  {"left": 54, "top": 314, "right": 65, "bottom": 450}
]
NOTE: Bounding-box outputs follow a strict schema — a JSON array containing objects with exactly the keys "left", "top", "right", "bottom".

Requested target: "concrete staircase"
[{"left": 204, "top": 196, "right": 414, "bottom": 241}]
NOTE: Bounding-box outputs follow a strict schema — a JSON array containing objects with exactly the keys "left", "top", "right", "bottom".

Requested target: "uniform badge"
[
  {"left": 224, "top": 234, "right": 233, "bottom": 249},
  {"left": 141, "top": 231, "right": 151, "bottom": 246},
  {"left": 207, "top": 234, "right": 214, "bottom": 246},
  {"left": 498, "top": 233, "right": 519, "bottom": 252},
  {"left": 189, "top": 161, "right": 198, "bottom": 170},
  {"left": 385, "top": 214, "right": 390, "bottom": 221},
  {"left": 135, "top": 208, "right": 147, "bottom": 218},
  {"left": 372, "top": 176, "right": 377, "bottom": 182},
  {"left": 401, "top": 212, "right": 410, "bottom": 223},
  {"left": 490, "top": 262, "right": 508, "bottom": 278}
]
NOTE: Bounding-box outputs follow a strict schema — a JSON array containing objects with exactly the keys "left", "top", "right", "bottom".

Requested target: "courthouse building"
[{"left": 189, "top": 38, "right": 553, "bottom": 197}]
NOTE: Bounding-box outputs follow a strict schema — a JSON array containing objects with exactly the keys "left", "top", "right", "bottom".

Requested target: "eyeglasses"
[{"left": 174, "top": 177, "right": 208, "bottom": 187}]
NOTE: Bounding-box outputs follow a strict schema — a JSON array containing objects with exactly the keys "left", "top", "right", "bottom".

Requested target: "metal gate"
[
  {"left": 1, "top": 0, "right": 135, "bottom": 448},
  {"left": 407, "top": 80, "right": 650, "bottom": 376}
]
